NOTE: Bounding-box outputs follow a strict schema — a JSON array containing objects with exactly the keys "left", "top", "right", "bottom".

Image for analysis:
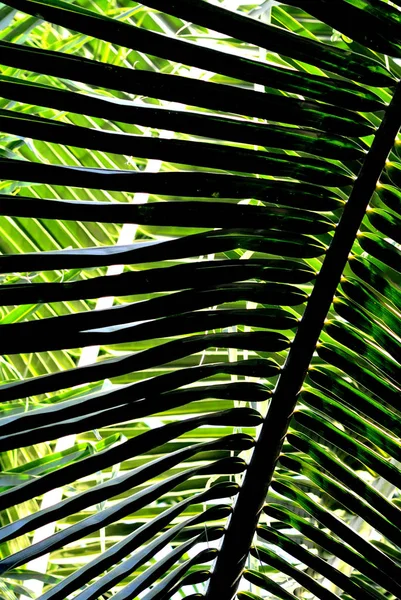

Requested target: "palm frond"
[{"left": 0, "top": 1, "right": 400, "bottom": 599}]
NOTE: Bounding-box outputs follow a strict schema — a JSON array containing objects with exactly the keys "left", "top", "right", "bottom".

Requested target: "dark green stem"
[{"left": 205, "top": 80, "right": 401, "bottom": 600}]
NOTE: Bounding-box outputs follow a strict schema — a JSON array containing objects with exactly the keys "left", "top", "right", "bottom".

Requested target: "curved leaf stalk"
[{"left": 206, "top": 81, "right": 401, "bottom": 600}]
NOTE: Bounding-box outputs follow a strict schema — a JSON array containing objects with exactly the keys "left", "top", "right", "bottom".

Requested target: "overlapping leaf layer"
[{"left": 0, "top": 1, "right": 400, "bottom": 599}]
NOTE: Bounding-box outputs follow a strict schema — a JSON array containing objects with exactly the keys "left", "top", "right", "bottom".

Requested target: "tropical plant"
[{"left": 0, "top": 0, "right": 400, "bottom": 598}]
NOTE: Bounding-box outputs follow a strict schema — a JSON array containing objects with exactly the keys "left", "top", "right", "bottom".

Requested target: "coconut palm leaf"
[{"left": 0, "top": 1, "right": 400, "bottom": 599}]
